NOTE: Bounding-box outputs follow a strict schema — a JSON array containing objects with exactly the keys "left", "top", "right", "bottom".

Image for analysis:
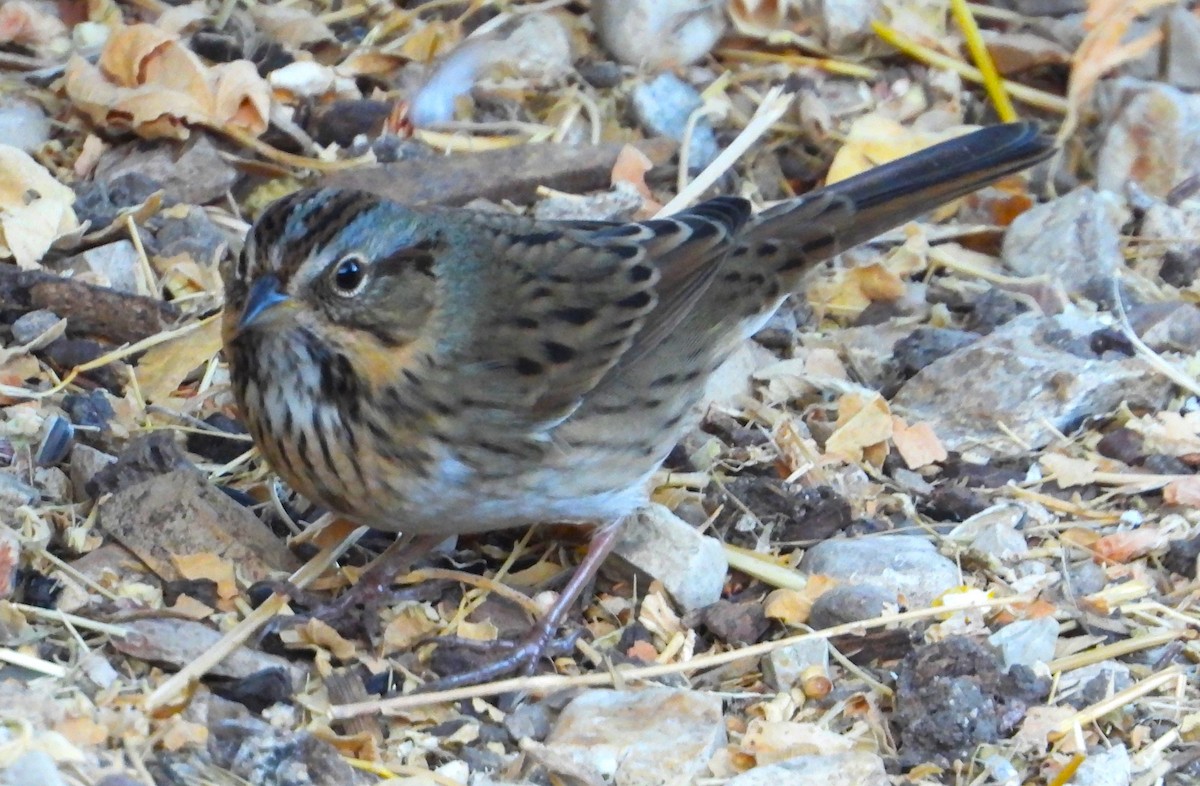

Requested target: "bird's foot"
[{"left": 420, "top": 624, "right": 586, "bottom": 691}]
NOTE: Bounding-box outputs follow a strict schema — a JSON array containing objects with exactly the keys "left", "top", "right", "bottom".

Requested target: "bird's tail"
[{"left": 747, "top": 121, "right": 1055, "bottom": 266}]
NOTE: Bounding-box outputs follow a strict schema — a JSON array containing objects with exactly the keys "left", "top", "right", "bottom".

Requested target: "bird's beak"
[{"left": 236, "top": 275, "right": 292, "bottom": 334}]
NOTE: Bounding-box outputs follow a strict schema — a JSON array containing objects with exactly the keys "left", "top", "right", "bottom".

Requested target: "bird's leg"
[
  {"left": 420, "top": 518, "right": 626, "bottom": 691},
  {"left": 283, "top": 532, "right": 446, "bottom": 635}
]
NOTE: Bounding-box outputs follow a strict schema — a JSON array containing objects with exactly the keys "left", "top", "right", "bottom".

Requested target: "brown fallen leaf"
[
  {"left": 65, "top": 23, "right": 269, "bottom": 140},
  {"left": 826, "top": 393, "right": 893, "bottom": 463},
  {"left": 0, "top": 146, "right": 80, "bottom": 269},
  {"left": 133, "top": 317, "right": 223, "bottom": 403},
  {"left": 892, "top": 417, "right": 948, "bottom": 469}
]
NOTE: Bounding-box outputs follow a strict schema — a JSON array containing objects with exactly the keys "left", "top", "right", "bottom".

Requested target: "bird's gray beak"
[{"left": 237, "top": 275, "right": 292, "bottom": 334}]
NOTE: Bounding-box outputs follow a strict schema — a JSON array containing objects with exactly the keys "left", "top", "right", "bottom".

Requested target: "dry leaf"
[
  {"left": 382, "top": 603, "right": 439, "bottom": 653},
  {"left": 170, "top": 552, "right": 236, "bottom": 600},
  {"left": 1092, "top": 527, "right": 1170, "bottom": 563},
  {"left": 250, "top": 5, "right": 337, "bottom": 48},
  {"left": 810, "top": 262, "right": 906, "bottom": 319},
  {"left": 66, "top": 24, "right": 270, "bottom": 140},
  {"left": 891, "top": 417, "right": 948, "bottom": 469},
  {"left": 134, "top": 318, "right": 223, "bottom": 403},
  {"left": 826, "top": 393, "right": 893, "bottom": 463},
  {"left": 763, "top": 587, "right": 811, "bottom": 624},
  {"left": 0, "top": 146, "right": 80, "bottom": 269},
  {"left": 1164, "top": 476, "right": 1200, "bottom": 506},
  {"left": 728, "top": 0, "right": 796, "bottom": 37},
  {"left": 0, "top": 1, "right": 68, "bottom": 55},
  {"left": 827, "top": 115, "right": 976, "bottom": 184},
  {"left": 281, "top": 619, "right": 357, "bottom": 661},
  {"left": 1040, "top": 453, "right": 1099, "bottom": 487}
]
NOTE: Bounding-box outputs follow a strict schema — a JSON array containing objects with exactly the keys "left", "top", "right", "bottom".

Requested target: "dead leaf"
[
  {"left": 170, "top": 552, "right": 237, "bottom": 600},
  {"left": 740, "top": 719, "right": 853, "bottom": 765},
  {"left": 0, "top": 1, "right": 68, "bottom": 55},
  {"left": 827, "top": 115, "right": 976, "bottom": 185},
  {"left": 891, "top": 418, "right": 948, "bottom": 469},
  {"left": 0, "top": 146, "right": 80, "bottom": 269},
  {"left": 826, "top": 393, "right": 893, "bottom": 463},
  {"left": 1092, "top": 527, "right": 1170, "bottom": 563},
  {"left": 134, "top": 318, "right": 223, "bottom": 403},
  {"left": 281, "top": 619, "right": 357, "bottom": 661},
  {"left": 1040, "top": 453, "right": 1099, "bottom": 488},
  {"left": 382, "top": 603, "right": 439, "bottom": 654},
  {"left": 66, "top": 23, "right": 270, "bottom": 140},
  {"left": 611, "top": 144, "right": 657, "bottom": 206},
  {"left": 1164, "top": 476, "right": 1200, "bottom": 506}
]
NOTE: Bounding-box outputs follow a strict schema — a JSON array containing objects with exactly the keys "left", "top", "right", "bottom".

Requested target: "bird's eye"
[{"left": 331, "top": 255, "right": 367, "bottom": 296}]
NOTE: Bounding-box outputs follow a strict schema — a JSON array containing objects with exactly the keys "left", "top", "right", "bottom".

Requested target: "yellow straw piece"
[{"left": 950, "top": 0, "right": 1018, "bottom": 121}]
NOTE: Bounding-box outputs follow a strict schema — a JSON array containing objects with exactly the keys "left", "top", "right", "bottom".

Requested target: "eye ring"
[{"left": 330, "top": 254, "right": 368, "bottom": 296}]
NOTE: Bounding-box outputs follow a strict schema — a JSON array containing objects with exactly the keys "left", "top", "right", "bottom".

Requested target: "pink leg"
[{"left": 421, "top": 519, "right": 625, "bottom": 690}]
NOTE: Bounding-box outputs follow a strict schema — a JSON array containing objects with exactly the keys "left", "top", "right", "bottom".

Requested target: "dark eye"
[{"left": 331, "top": 255, "right": 367, "bottom": 295}]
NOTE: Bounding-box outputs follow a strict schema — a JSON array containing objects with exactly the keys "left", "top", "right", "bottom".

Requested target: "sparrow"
[{"left": 222, "top": 121, "right": 1053, "bottom": 687}]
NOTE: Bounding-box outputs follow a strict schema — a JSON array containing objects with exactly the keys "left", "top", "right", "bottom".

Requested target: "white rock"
[
  {"left": 988, "top": 617, "right": 1058, "bottom": 670},
  {"left": 0, "top": 98, "right": 51, "bottom": 153},
  {"left": 61, "top": 240, "right": 142, "bottom": 294},
  {"left": 799, "top": 535, "right": 958, "bottom": 608},
  {"left": 592, "top": 0, "right": 726, "bottom": 68},
  {"left": 763, "top": 637, "right": 830, "bottom": 692},
  {"left": 726, "top": 752, "right": 888, "bottom": 786},
  {"left": 544, "top": 688, "right": 726, "bottom": 786},
  {"left": 1001, "top": 187, "right": 1126, "bottom": 294},
  {"left": 1069, "top": 744, "right": 1131, "bottom": 786},
  {"left": 614, "top": 503, "right": 727, "bottom": 611}
]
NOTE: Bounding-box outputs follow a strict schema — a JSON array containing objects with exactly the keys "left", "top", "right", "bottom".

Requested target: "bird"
[{"left": 222, "top": 121, "right": 1053, "bottom": 688}]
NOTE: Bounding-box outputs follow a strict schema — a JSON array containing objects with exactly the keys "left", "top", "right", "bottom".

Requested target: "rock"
[
  {"left": 988, "top": 617, "right": 1058, "bottom": 670},
  {"left": 1001, "top": 188, "right": 1126, "bottom": 295},
  {"left": 763, "top": 637, "right": 830, "bottom": 692},
  {"left": 0, "top": 98, "right": 51, "bottom": 154},
  {"left": 68, "top": 444, "right": 117, "bottom": 502},
  {"left": 0, "top": 526, "right": 18, "bottom": 600},
  {"left": 948, "top": 505, "right": 1028, "bottom": 561},
  {"left": 542, "top": 688, "right": 725, "bottom": 786},
  {"left": 208, "top": 712, "right": 367, "bottom": 786},
  {"left": 891, "top": 327, "right": 980, "bottom": 380},
  {"left": 808, "top": 584, "right": 893, "bottom": 629},
  {"left": 800, "top": 535, "right": 958, "bottom": 608},
  {"left": 705, "top": 340, "right": 778, "bottom": 410},
  {"left": 891, "top": 314, "right": 1171, "bottom": 460},
  {"left": 1, "top": 751, "right": 67, "bottom": 786},
  {"left": 1137, "top": 200, "right": 1200, "bottom": 286},
  {"left": 152, "top": 206, "right": 229, "bottom": 264},
  {"left": 631, "top": 73, "right": 718, "bottom": 171},
  {"left": 695, "top": 598, "right": 769, "bottom": 645},
  {"left": 94, "top": 134, "right": 239, "bottom": 205},
  {"left": 726, "top": 752, "right": 888, "bottom": 786},
  {"left": 60, "top": 240, "right": 142, "bottom": 294},
  {"left": 613, "top": 503, "right": 726, "bottom": 611},
  {"left": 9, "top": 310, "right": 60, "bottom": 345},
  {"left": 1164, "top": 532, "right": 1200, "bottom": 578},
  {"left": 1070, "top": 744, "right": 1131, "bottom": 786},
  {"left": 504, "top": 701, "right": 552, "bottom": 742},
  {"left": 1057, "top": 661, "right": 1133, "bottom": 709},
  {"left": 97, "top": 470, "right": 299, "bottom": 583},
  {"left": 1131, "top": 302, "right": 1200, "bottom": 354},
  {"left": 894, "top": 637, "right": 1049, "bottom": 767},
  {"left": 817, "top": 323, "right": 917, "bottom": 389},
  {"left": 0, "top": 471, "right": 40, "bottom": 511},
  {"left": 592, "top": 0, "right": 726, "bottom": 68},
  {"left": 1098, "top": 79, "right": 1200, "bottom": 198},
  {"left": 805, "top": 0, "right": 885, "bottom": 53}
]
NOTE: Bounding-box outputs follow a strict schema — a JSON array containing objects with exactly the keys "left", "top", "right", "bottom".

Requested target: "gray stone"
[
  {"left": 805, "top": 0, "right": 885, "bottom": 54},
  {"left": 1098, "top": 79, "right": 1200, "bottom": 198},
  {"left": 613, "top": 503, "right": 726, "bottom": 611},
  {"left": 0, "top": 751, "right": 67, "bottom": 786},
  {"left": 61, "top": 240, "right": 142, "bottom": 294},
  {"left": 949, "top": 505, "right": 1028, "bottom": 561},
  {"left": 988, "top": 617, "right": 1058, "bottom": 670},
  {"left": 808, "top": 584, "right": 893, "bottom": 629},
  {"left": 1134, "top": 302, "right": 1200, "bottom": 354},
  {"left": 95, "top": 134, "right": 238, "bottom": 205},
  {"left": 763, "top": 637, "right": 830, "bottom": 692},
  {"left": 891, "top": 314, "right": 1172, "bottom": 460},
  {"left": 593, "top": 0, "right": 725, "bottom": 67},
  {"left": 0, "top": 97, "right": 52, "bottom": 153},
  {"left": 1069, "top": 744, "right": 1130, "bottom": 786},
  {"left": 726, "top": 752, "right": 888, "bottom": 786},
  {"left": 631, "top": 73, "right": 718, "bottom": 171},
  {"left": 153, "top": 205, "right": 229, "bottom": 264},
  {"left": 543, "top": 688, "right": 725, "bottom": 786},
  {"left": 800, "top": 535, "right": 958, "bottom": 608},
  {"left": 9, "top": 310, "right": 61, "bottom": 345},
  {"left": 1001, "top": 188, "right": 1125, "bottom": 295},
  {"left": 69, "top": 443, "right": 117, "bottom": 502},
  {"left": 0, "top": 471, "right": 40, "bottom": 510}
]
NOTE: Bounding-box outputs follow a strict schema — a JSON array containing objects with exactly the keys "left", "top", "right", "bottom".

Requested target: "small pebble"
[{"left": 631, "top": 73, "right": 719, "bottom": 171}]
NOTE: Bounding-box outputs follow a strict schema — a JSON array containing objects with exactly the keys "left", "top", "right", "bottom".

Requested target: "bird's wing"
[{"left": 428, "top": 200, "right": 751, "bottom": 433}]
